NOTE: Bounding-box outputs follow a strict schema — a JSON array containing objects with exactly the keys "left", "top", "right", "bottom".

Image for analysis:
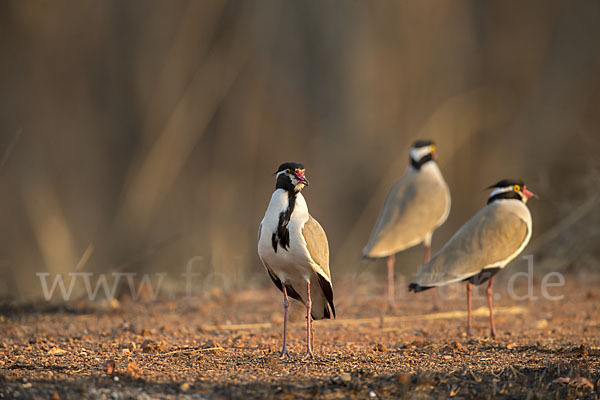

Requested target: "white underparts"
[{"left": 258, "top": 190, "right": 329, "bottom": 283}]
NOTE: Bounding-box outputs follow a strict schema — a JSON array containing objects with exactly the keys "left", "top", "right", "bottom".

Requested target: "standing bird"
[
  {"left": 409, "top": 179, "right": 536, "bottom": 337},
  {"left": 363, "top": 140, "right": 451, "bottom": 306},
  {"left": 258, "top": 162, "right": 335, "bottom": 358}
]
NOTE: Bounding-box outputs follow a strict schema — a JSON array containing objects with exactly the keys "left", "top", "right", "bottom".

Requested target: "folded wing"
[{"left": 410, "top": 203, "right": 528, "bottom": 289}]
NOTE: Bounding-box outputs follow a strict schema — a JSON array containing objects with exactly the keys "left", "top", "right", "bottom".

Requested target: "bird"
[
  {"left": 363, "top": 140, "right": 451, "bottom": 306},
  {"left": 258, "top": 162, "right": 335, "bottom": 358},
  {"left": 409, "top": 179, "right": 537, "bottom": 337}
]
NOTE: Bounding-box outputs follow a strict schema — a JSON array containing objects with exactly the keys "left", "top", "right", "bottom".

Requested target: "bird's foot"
[
  {"left": 466, "top": 326, "right": 473, "bottom": 337},
  {"left": 303, "top": 349, "right": 314, "bottom": 359},
  {"left": 279, "top": 346, "right": 290, "bottom": 358},
  {"left": 490, "top": 329, "right": 497, "bottom": 338}
]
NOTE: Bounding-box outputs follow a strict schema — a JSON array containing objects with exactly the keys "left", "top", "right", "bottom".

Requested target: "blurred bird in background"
[
  {"left": 363, "top": 140, "right": 450, "bottom": 306},
  {"left": 409, "top": 179, "right": 536, "bottom": 337}
]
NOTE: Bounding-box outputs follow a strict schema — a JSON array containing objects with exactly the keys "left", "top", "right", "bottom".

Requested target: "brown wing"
[
  {"left": 303, "top": 216, "right": 330, "bottom": 280},
  {"left": 302, "top": 216, "right": 335, "bottom": 318},
  {"left": 364, "top": 170, "right": 449, "bottom": 258},
  {"left": 411, "top": 203, "right": 529, "bottom": 288}
]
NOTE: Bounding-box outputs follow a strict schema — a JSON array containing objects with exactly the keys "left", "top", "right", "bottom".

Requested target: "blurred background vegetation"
[{"left": 1, "top": 0, "right": 599, "bottom": 300}]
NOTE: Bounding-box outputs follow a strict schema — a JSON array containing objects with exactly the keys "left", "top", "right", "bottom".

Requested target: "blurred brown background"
[{"left": 1, "top": 0, "right": 599, "bottom": 299}]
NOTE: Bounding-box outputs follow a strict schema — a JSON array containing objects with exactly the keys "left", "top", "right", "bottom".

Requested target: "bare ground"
[{"left": 1, "top": 276, "right": 599, "bottom": 399}]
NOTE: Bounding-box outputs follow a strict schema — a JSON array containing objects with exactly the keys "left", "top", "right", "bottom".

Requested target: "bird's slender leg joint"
[
  {"left": 304, "top": 280, "right": 314, "bottom": 359},
  {"left": 387, "top": 254, "right": 395, "bottom": 307},
  {"left": 466, "top": 282, "right": 473, "bottom": 336},
  {"left": 280, "top": 284, "right": 290, "bottom": 358},
  {"left": 423, "top": 234, "right": 432, "bottom": 264},
  {"left": 310, "top": 321, "right": 314, "bottom": 353},
  {"left": 424, "top": 244, "right": 431, "bottom": 264},
  {"left": 487, "top": 277, "right": 497, "bottom": 338}
]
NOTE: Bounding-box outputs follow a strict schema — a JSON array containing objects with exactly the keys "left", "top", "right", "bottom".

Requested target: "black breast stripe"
[
  {"left": 410, "top": 153, "right": 433, "bottom": 170},
  {"left": 272, "top": 192, "right": 297, "bottom": 252}
]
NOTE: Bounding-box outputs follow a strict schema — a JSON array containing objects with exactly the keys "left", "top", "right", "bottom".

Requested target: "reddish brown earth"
[{"left": 1, "top": 276, "right": 599, "bottom": 399}]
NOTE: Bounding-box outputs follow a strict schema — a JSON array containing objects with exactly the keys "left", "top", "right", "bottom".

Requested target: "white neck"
[
  {"left": 410, "top": 147, "right": 432, "bottom": 161},
  {"left": 268, "top": 189, "right": 308, "bottom": 214},
  {"left": 411, "top": 159, "right": 441, "bottom": 176},
  {"left": 260, "top": 189, "right": 310, "bottom": 240}
]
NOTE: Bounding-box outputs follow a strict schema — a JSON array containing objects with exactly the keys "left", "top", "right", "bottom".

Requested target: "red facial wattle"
[{"left": 294, "top": 170, "right": 309, "bottom": 185}]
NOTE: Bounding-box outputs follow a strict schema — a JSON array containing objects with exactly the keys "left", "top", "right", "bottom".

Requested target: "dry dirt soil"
[{"left": 1, "top": 276, "right": 599, "bottom": 399}]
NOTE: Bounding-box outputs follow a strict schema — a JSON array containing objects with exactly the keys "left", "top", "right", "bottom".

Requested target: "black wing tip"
[
  {"left": 408, "top": 283, "right": 433, "bottom": 293},
  {"left": 312, "top": 303, "right": 336, "bottom": 320},
  {"left": 362, "top": 254, "right": 377, "bottom": 262},
  {"left": 316, "top": 273, "right": 335, "bottom": 320}
]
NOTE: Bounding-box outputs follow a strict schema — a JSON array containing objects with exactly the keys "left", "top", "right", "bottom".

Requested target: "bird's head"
[
  {"left": 487, "top": 179, "right": 537, "bottom": 204},
  {"left": 410, "top": 139, "right": 437, "bottom": 169},
  {"left": 275, "top": 162, "right": 309, "bottom": 193}
]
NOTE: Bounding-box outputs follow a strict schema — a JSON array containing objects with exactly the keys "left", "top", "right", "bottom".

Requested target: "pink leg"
[
  {"left": 280, "top": 285, "right": 290, "bottom": 357},
  {"left": 466, "top": 282, "right": 473, "bottom": 336},
  {"left": 424, "top": 243, "right": 431, "bottom": 264},
  {"left": 487, "top": 277, "right": 497, "bottom": 338},
  {"left": 387, "top": 254, "right": 395, "bottom": 307},
  {"left": 305, "top": 280, "right": 314, "bottom": 358},
  {"left": 310, "top": 320, "right": 314, "bottom": 353}
]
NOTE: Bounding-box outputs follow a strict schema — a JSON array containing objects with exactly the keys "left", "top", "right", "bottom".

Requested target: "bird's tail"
[{"left": 310, "top": 273, "right": 335, "bottom": 320}]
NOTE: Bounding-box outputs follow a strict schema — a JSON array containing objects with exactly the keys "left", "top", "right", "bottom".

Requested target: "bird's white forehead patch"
[
  {"left": 489, "top": 186, "right": 525, "bottom": 201},
  {"left": 489, "top": 186, "right": 513, "bottom": 197},
  {"left": 410, "top": 145, "right": 433, "bottom": 161}
]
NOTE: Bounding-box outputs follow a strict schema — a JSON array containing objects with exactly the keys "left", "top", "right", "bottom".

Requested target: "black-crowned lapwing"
[
  {"left": 258, "top": 162, "right": 335, "bottom": 358},
  {"left": 363, "top": 140, "right": 451, "bottom": 306},
  {"left": 409, "top": 179, "right": 536, "bottom": 337}
]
